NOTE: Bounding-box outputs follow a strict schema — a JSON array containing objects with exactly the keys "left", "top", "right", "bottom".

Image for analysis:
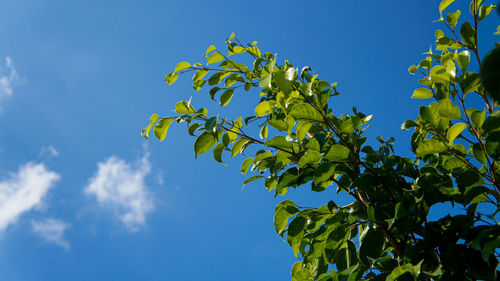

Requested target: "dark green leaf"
[
  {"left": 220, "top": 89, "right": 234, "bottom": 106},
  {"left": 213, "top": 142, "right": 226, "bottom": 165},
  {"left": 460, "top": 21, "right": 475, "bottom": 47}
]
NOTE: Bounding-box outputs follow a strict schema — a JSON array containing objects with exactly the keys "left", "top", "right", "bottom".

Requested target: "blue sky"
[{"left": 0, "top": 1, "right": 498, "bottom": 280}]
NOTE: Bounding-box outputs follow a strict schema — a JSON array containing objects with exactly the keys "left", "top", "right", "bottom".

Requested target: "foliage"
[{"left": 143, "top": 1, "right": 500, "bottom": 280}]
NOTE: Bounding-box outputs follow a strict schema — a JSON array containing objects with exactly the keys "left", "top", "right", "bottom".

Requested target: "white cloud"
[
  {"left": 0, "top": 163, "right": 60, "bottom": 233},
  {"left": 0, "top": 56, "right": 21, "bottom": 101},
  {"left": 84, "top": 155, "right": 154, "bottom": 232},
  {"left": 39, "top": 145, "right": 59, "bottom": 159},
  {"left": 32, "top": 218, "right": 70, "bottom": 250}
]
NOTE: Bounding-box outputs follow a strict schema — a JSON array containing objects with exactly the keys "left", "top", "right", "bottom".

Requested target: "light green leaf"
[
  {"left": 231, "top": 138, "right": 251, "bottom": 157},
  {"left": 298, "top": 149, "right": 322, "bottom": 168},
  {"left": 207, "top": 52, "right": 225, "bottom": 64},
  {"left": 212, "top": 143, "right": 226, "bottom": 165},
  {"left": 267, "top": 119, "right": 288, "bottom": 132},
  {"left": 411, "top": 88, "right": 433, "bottom": 99},
  {"left": 274, "top": 200, "right": 299, "bottom": 235},
  {"left": 174, "top": 61, "right": 191, "bottom": 72},
  {"left": 324, "top": 145, "right": 351, "bottom": 161},
  {"left": 153, "top": 118, "right": 174, "bottom": 141},
  {"left": 194, "top": 132, "right": 217, "bottom": 157},
  {"left": 255, "top": 101, "right": 275, "bottom": 117},
  {"left": 438, "top": 99, "right": 461, "bottom": 119},
  {"left": 175, "top": 100, "right": 195, "bottom": 115},
  {"left": 259, "top": 125, "right": 268, "bottom": 139},
  {"left": 289, "top": 103, "right": 323, "bottom": 121},
  {"left": 416, "top": 139, "right": 447, "bottom": 157},
  {"left": 447, "top": 123, "right": 467, "bottom": 144},
  {"left": 205, "top": 45, "right": 216, "bottom": 57},
  {"left": 165, "top": 72, "right": 179, "bottom": 85},
  {"left": 192, "top": 69, "right": 209, "bottom": 81},
  {"left": 259, "top": 73, "right": 272, "bottom": 89},
  {"left": 296, "top": 122, "right": 312, "bottom": 142},
  {"left": 439, "top": 0, "right": 455, "bottom": 14},
  {"left": 386, "top": 261, "right": 422, "bottom": 281},
  {"left": 141, "top": 113, "right": 160, "bottom": 139},
  {"left": 471, "top": 110, "right": 486, "bottom": 128},
  {"left": 265, "top": 136, "right": 294, "bottom": 149},
  {"left": 220, "top": 89, "right": 234, "bottom": 106},
  {"left": 240, "top": 157, "right": 254, "bottom": 175}
]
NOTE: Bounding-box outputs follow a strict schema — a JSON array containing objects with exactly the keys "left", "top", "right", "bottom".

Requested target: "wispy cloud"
[
  {"left": 0, "top": 57, "right": 21, "bottom": 101},
  {"left": 84, "top": 155, "right": 154, "bottom": 232},
  {"left": 39, "top": 145, "right": 59, "bottom": 159},
  {"left": 0, "top": 163, "right": 60, "bottom": 233},
  {"left": 32, "top": 218, "right": 70, "bottom": 250}
]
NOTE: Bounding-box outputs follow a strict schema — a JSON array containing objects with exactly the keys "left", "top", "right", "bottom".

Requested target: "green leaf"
[
  {"left": 459, "top": 72, "right": 481, "bottom": 94},
  {"left": 267, "top": 119, "right": 288, "bottom": 132},
  {"left": 460, "top": 21, "right": 475, "bottom": 48},
  {"left": 472, "top": 143, "right": 487, "bottom": 164},
  {"left": 188, "top": 123, "right": 201, "bottom": 136},
  {"left": 386, "top": 261, "right": 422, "bottom": 281},
  {"left": 419, "top": 106, "right": 434, "bottom": 123},
  {"left": 240, "top": 157, "right": 254, "bottom": 175},
  {"left": 447, "top": 123, "right": 467, "bottom": 144},
  {"left": 446, "top": 10, "right": 461, "bottom": 27},
  {"left": 298, "top": 149, "right": 322, "bottom": 168},
  {"left": 259, "top": 125, "right": 268, "bottom": 139},
  {"left": 457, "top": 50, "right": 470, "bottom": 71},
  {"left": 296, "top": 122, "right": 312, "bottom": 142},
  {"left": 141, "top": 113, "right": 160, "bottom": 139},
  {"left": 153, "top": 118, "right": 174, "bottom": 141},
  {"left": 220, "top": 89, "right": 234, "bottom": 106},
  {"left": 259, "top": 73, "right": 272, "bottom": 89},
  {"left": 205, "top": 45, "right": 216, "bottom": 57},
  {"left": 289, "top": 103, "right": 323, "bottom": 122},
  {"left": 324, "top": 145, "right": 351, "bottom": 161},
  {"left": 174, "top": 61, "right": 191, "bottom": 72},
  {"left": 207, "top": 52, "right": 225, "bottom": 64},
  {"left": 175, "top": 100, "right": 195, "bottom": 115},
  {"left": 314, "top": 163, "right": 336, "bottom": 185},
  {"left": 205, "top": 116, "right": 218, "bottom": 133},
  {"left": 274, "top": 200, "right": 299, "bottom": 235},
  {"left": 478, "top": 5, "right": 495, "bottom": 21},
  {"left": 192, "top": 69, "right": 209, "bottom": 81},
  {"left": 255, "top": 101, "right": 275, "bottom": 117},
  {"left": 438, "top": 99, "right": 461, "bottom": 119},
  {"left": 265, "top": 136, "right": 294, "bottom": 149},
  {"left": 212, "top": 143, "right": 226, "bottom": 164},
  {"left": 439, "top": 0, "right": 455, "bottom": 14},
  {"left": 192, "top": 79, "right": 205, "bottom": 91},
  {"left": 411, "top": 88, "right": 433, "bottom": 99},
  {"left": 194, "top": 132, "right": 218, "bottom": 157},
  {"left": 359, "top": 228, "right": 385, "bottom": 267},
  {"left": 165, "top": 72, "right": 179, "bottom": 85},
  {"left": 471, "top": 110, "right": 486, "bottom": 128},
  {"left": 242, "top": 176, "right": 265, "bottom": 189},
  {"left": 231, "top": 138, "right": 251, "bottom": 158},
  {"left": 416, "top": 139, "right": 447, "bottom": 157}
]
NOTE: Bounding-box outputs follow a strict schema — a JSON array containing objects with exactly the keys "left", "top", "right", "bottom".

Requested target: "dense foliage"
[{"left": 143, "top": 1, "right": 500, "bottom": 280}]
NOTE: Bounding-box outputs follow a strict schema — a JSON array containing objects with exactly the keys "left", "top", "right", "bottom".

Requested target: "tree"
[{"left": 142, "top": 1, "right": 500, "bottom": 280}]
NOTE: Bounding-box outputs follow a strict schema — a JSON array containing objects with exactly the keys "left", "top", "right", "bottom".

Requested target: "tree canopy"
[{"left": 143, "top": 1, "right": 500, "bottom": 280}]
